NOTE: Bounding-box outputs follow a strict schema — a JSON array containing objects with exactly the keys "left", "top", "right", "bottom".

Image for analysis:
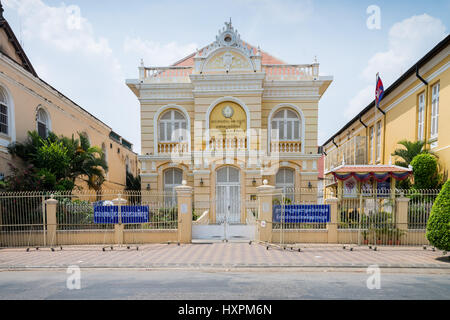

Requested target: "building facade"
[
  {"left": 322, "top": 35, "right": 449, "bottom": 192},
  {"left": 127, "top": 21, "right": 332, "bottom": 226},
  {"left": 0, "top": 6, "right": 138, "bottom": 190}
]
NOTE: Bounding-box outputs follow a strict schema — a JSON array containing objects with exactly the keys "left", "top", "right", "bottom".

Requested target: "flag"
[{"left": 375, "top": 73, "right": 384, "bottom": 107}]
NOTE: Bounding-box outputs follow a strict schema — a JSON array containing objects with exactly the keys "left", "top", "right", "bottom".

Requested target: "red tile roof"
[{"left": 171, "top": 41, "right": 286, "bottom": 67}]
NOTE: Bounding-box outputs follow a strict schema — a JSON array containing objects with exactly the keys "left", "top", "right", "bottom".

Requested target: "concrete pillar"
[
  {"left": 395, "top": 197, "right": 410, "bottom": 233},
  {"left": 256, "top": 180, "right": 277, "bottom": 243},
  {"left": 113, "top": 196, "right": 127, "bottom": 245},
  {"left": 45, "top": 197, "right": 58, "bottom": 246},
  {"left": 175, "top": 181, "right": 193, "bottom": 244},
  {"left": 326, "top": 197, "right": 338, "bottom": 244}
]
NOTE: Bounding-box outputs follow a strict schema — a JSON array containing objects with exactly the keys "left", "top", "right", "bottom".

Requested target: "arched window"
[
  {"left": 164, "top": 168, "right": 183, "bottom": 204},
  {"left": 36, "top": 108, "right": 50, "bottom": 139},
  {"left": 102, "top": 143, "right": 108, "bottom": 177},
  {"left": 217, "top": 166, "right": 240, "bottom": 184},
  {"left": 125, "top": 155, "right": 130, "bottom": 174},
  {"left": 271, "top": 109, "right": 301, "bottom": 141},
  {"left": 158, "top": 110, "right": 187, "bottom": 143},
  {"left": 276, "top": 168, "right": 295, "bottom": 201},
  {"left": 0, "top": 88, "right": 9, "bottom": 135}
]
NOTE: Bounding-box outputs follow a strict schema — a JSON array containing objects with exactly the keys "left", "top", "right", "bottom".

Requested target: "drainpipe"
[
  {"left": 332, "top": 138, "right": 338, "bottom": 149},
  {"left": 359, "top": 115, "right": 367, "bottom": 128},
  {"left": 416, "top": 64, "right": 429, "bottom": 149}
]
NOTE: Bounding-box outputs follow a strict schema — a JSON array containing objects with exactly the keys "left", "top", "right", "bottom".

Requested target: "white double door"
[{"left": 216, "top": 184, "right": 241, "bottom": 224}]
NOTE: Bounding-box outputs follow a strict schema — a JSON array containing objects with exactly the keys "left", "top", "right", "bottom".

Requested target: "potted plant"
[
  {"left": 392, "top": 227, "right": 406, "bottom": 245},
  {"left": 362, "top": 230, "right": 369, "bottom": 245}
]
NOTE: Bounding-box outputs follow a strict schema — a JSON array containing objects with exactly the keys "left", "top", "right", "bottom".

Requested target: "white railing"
[
  {"left": 263, "top": 64, "right": 319, "bottom": 81},
  {"left": 140, "top": 66, "right": 193, "bottom": 83},
  {"left": 209, "top": 137, "right": 247, "bottom": 151},
  {"left": 271, "top": 141, "right": 302, "bottom": 153},
  {"left": 158, "top": 142, "right": 189, "bottom": 154}
]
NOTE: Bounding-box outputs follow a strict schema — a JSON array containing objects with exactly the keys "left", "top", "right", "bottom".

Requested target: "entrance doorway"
[
  {"left": 216, "top": 166, "right": 241, "bottom": 224},
  {"left": 192, "top": 166, "right": 255, "bottom": 241}
]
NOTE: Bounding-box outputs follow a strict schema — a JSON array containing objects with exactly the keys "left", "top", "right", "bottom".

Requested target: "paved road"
[{"left": 0, "top": 269, "right": 449, "bottom": 300}]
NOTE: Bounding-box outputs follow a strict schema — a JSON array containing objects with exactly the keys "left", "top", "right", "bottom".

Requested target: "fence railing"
[
  {"left": 0, "top": 191, "right": 178, "bottom": 248},
  {"left": 273, "top": 188, "right": 440, "bottom": 246}
]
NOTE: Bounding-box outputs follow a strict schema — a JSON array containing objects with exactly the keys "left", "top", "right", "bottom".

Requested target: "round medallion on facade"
[{"left": 222, "top": 105, "right": 234, "bottom": 118}]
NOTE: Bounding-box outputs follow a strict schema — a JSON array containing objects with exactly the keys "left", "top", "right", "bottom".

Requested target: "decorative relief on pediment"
[{"left": 204, "top": 50, "right": 251, "bottom": 72}]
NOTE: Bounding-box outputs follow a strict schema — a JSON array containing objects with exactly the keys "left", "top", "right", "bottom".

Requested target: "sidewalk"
[{"left": 0, "top": 243, "right": 449, "bottom": 270}]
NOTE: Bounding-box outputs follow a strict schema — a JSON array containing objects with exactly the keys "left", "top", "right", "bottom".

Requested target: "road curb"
[{"left": 1, "top": 263, "right": 449, "bottom": 270}]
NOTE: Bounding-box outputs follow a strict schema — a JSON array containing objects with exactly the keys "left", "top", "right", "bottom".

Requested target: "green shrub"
[
  {"left": 426, "top": 180, "right": 450, "bottom": 251},
  {"left": 411, "top": 154, "right": 439, "bottom": 189}
]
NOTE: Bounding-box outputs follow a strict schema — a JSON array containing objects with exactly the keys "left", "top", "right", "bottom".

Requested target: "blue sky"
[{"left": 3, "top": 0, "right": 449, "bottom": 153}]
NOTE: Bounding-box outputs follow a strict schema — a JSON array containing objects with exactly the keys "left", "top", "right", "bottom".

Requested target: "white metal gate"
[
  {"left": 216, "top": 185, "right": 240, "bottom": 224},
  {"left": 192, "top": 167, "right": 255, "bottom": 241}
]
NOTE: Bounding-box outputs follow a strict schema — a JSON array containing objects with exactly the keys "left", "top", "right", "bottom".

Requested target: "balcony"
[
  {"left": 263, "top": 64, "right": 319, "bottom": 81},
  {"left": 140, "top": 66, "right": 193, "bottom": 83},
  {"left": 325, "top": 136, "right": 367, "bottom": 172},
  {"left": 138, "top": 64, "right": 319, "bottom": 84},
  {"left": 158, "top": 142, "right": 189, "bottom": 154},
  {"left": 208, "top": 137, "right": 247, "bottom": 151},
  {"left": 270, "top": 141, "right": 302, "bottom": 153}
]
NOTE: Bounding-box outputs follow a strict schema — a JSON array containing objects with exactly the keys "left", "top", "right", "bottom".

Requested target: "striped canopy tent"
[{"left": 330, "top": 165, "right": 412, "bottom": 183}]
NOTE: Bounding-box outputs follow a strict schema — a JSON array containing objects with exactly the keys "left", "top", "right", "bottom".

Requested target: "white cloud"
[
  {"left": 123, "top": 37, "right": 198, "bottom": 66},
  {"left": 345, "top": 14, "right": 447, "bottom": 119},
  {"left": 5, "top": 0, "right": 114, "bottom": 59},
  {"left": 3, "top": 0, "right": 140, "bottom": 152},
  {"left": 362, "top": 14, "right": 447, "bottom": 83}
]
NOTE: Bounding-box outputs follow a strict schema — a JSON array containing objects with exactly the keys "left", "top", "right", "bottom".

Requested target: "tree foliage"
[
  {"left": 391, "top": 140, "right": 432, "bottom": 168},
  {"left": 392, "top": 140, "right": 442, "bottom": 189},
  {"left": 426, "top": 180, "right": 450, "bottom": 251},
  {"left": 410, "top": 154, "right": 440, "bottom": 190},
  {"left": 4, "top": 131, "right": 108, "bottom": 191}
]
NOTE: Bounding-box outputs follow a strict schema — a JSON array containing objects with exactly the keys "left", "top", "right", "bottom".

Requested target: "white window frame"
[
  {"left": 271, "top": 109, "right": 301, "bottom": 142},
  {"left": 369, "top": 126, "right": 374, "bottom": 164},
  {"left": 376, "top": 121, "right": 381, "bottom": 161},
  {"left": 275, "top": 168, "right": 295, "bottom": 201},
  {"left": 158, "top": 110, "right": 187, "bottom": 143},
  {"left": 430, "top": 83, "right": 439, "bottom": 141},
  {"left": 36, "top": 107, "right": 51, "bottom": 139},
  {"left": 0, "top": 85, "right": 15, "bottom": 147},
  {"left": 163, "top": 168, "right": 183, "bottom": 205},
  {"left": 417, "top": 93, "right": 425, "bottom": 141}
]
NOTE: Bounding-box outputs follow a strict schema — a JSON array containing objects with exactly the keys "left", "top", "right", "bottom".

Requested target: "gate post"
[
  {"left": 395, "top": 196, "right": 410, "bottom": 236},
  {"left": 326, "top": 197, "right": 338, "bottom": 244},
  {"left": 175, "top": 181, "right": 193, "bottom": 244},
  {"left": 256, "top": 180, "right": 276, "bottom": 243},
  {"left": 45, "top": 197, "right": 58, "bottom": 246},
  {"left": 113, "top": 196, "right": 127, "bottom": 245}
]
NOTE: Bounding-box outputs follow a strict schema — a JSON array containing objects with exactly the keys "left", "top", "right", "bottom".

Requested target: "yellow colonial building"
[
  {"left": 0, "top": 5, "right": 138, "bottom": 190},
  {"left": 127, "top": 21, "right": 332, "bottom": 235},
  {"left": 323, "top": 35, "right": 449, "bottom": 191}
]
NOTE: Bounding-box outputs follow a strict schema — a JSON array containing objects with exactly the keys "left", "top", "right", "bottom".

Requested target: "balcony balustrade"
[
  {"left": 158, "top": 142, "right": 189, "bottom": 154},
  {"left": 271, "top": 141, "right": 302, "bottom": 153}
]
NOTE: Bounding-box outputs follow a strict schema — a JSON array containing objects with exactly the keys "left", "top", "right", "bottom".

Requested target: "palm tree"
[
  {"left": 63, "top": 133, "right": 108, "bottom": 188},
  {"left": 7, "top": 131, "right": 108, "bottom": 191},
  {"left": 391, "top": 140, "right": 436, "bottom": 167}
]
